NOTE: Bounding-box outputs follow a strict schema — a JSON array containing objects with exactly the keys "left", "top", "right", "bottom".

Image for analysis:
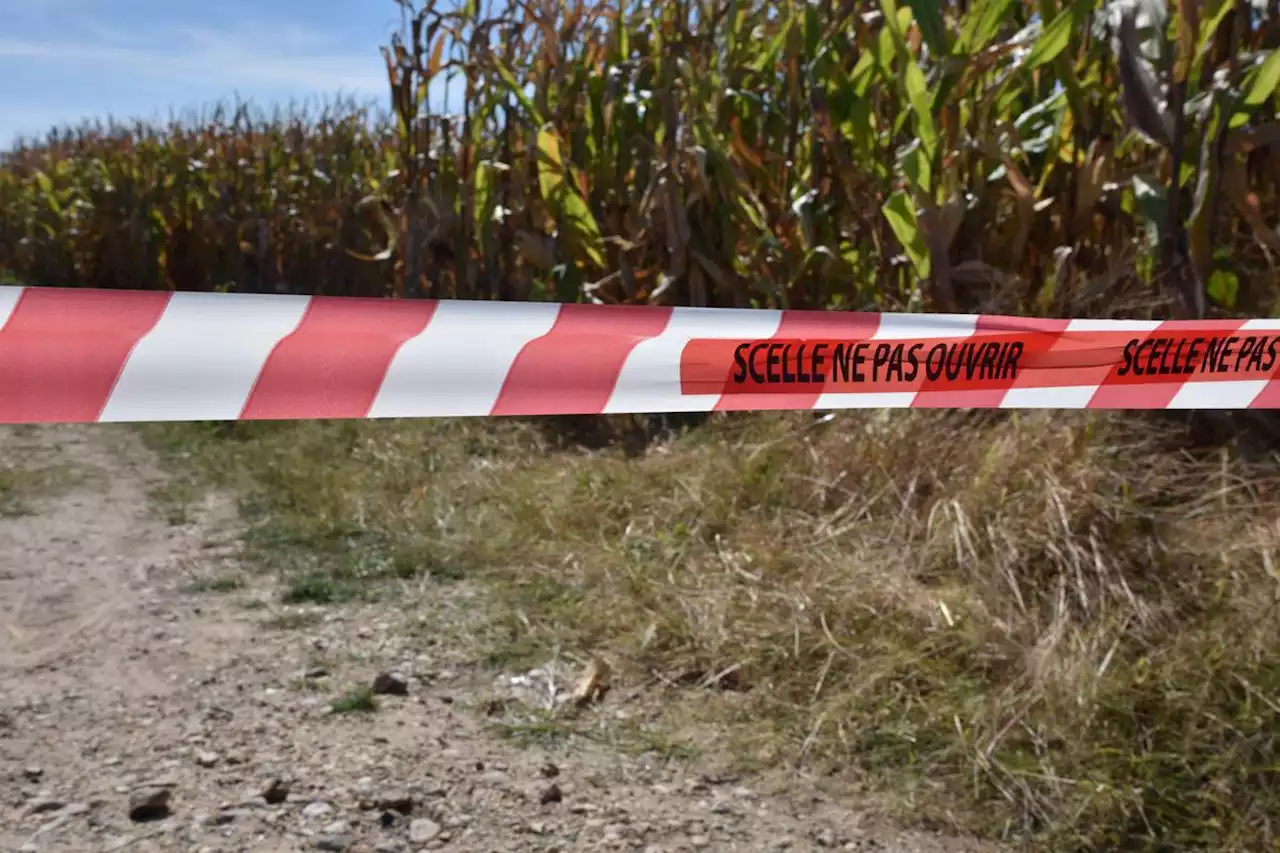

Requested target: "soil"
[{"left": 0, "top": 424, "right": 1005, "bottom": 853}]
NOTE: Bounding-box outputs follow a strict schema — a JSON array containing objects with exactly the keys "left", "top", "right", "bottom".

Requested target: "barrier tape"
[{"left": 1, "top": 285, "right": 1279, "bottom": 424}]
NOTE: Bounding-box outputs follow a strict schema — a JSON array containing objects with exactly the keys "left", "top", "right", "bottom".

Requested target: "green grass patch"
[
  {"left": 0, "top": 462, "right": 82, "bottom": 517},
  {"left": 330, "top": 686, "right": 378, "bottom": 714},
  {"left": 181, "top": 574, "right": 246, "bottom": 594}
]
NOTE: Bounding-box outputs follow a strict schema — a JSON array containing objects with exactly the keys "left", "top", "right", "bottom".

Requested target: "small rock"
[
  {"left": 262, "top": 778, "right": 291, "bottom": 804},
  {"left": 539, "top": 784, "right": 563, "bottom": 805},
  {"left": 23, "top": 766, "right": 43, "bottom": 781},
  {"left": 128, "top": 785, "right": 173, "bottom": 822},
  {"left": 371, "top": 672, "right": 408, "bottom": 696},
  {"left": 314, "top": 836, "right": 349, "bottom": 852},
  {"left": 303, "top": 801, "right": 334, "bottom": 820},
  {"left": 195, "top": 751, "right": 219, "bottom": 768},
  {"left": 322, "top": 819, "right": 349, "bottom": 835},
  {"left": 379, "top": 809, "right": 399, "bottom": 828},
  {"left": 812, "top": 828, "right": 837, "bottom": 847},
  {"left": 409, "top": 817, "right": 442, "bottom": 844},
  {"left": 689, "top": 835, "right": 711, "bottom": 849},
  {"left": 376, "top": 792, "right": 414, "bottom": 814},
  {"left": 25, "top": 798, "right": 66, "bottom": 815},
  {"left": 540, "top": 762, "right": 560, "bottom": 778}
]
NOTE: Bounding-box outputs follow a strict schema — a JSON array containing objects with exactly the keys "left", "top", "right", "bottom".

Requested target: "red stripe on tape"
[
  {"left": 241, "top": 296, "right": 439, "bottom": 421},
  {"left": 913, "top": 316, "right": 1070, "bottom": 408},
  {"left": 492, "top": 304, "right": 673, "bottom": 416},
  {"left": 716, "top": 310, "right": 881, "bottom": 411},
  {"left": 681, "top": 322, "right": 1280, "bottom": 403},
  {"left": 0, "top": 288, "right": 171, "bottom": 424},
  {"left": 1086, "top": 320, "right": 1250, "bottom": 409}
]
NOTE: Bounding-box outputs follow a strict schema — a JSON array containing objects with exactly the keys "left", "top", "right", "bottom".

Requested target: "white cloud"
[{"left": 0, "top": 20, "right": 388, "bottom": 96}]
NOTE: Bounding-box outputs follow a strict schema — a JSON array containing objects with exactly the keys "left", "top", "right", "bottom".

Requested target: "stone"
[
  {"left": 262, "top": 778, "right": 291, "bottom": 804},
  {"left": 303, "top": 801, "right": 334, "bottom": 820},
  {"left": 409, "top": 817, "right": 442, "bottom": 844},
  {"left": 128, "top": 785, "right": 173, "bottom": 822},
  {"left": 371, "top": 672, "right": 408, "bottom": 696},
  {"left": 539, "top": 784, "right": 563, "bottom": 805},
  {"left": 376, "top": 792, "right": 414, "bottom": 814},
  {"left": 195, "top": 751, "right": 219, "bottom": 768},
  {"left": 25, "top": 798, "right": 66, "bottom": 816}
]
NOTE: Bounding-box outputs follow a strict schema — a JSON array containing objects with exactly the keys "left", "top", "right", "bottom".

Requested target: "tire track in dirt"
[{"left": 0, "top": 424, "right": 1003, "bottom": 853}]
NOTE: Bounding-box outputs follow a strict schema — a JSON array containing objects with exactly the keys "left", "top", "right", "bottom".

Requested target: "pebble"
[
  {"left": 25, "top": 798, "right": 67, "bottom": 816},
  {"left": 539, "top": 784, "right": 563, "bottom": 805},
  {"left": 372, "top": 671, "right": 409, "bottom": 696},
  {"left": 303, "top": 801, "right": 334, "bottom": 819},
  {"left": 127, "top": 785, "right": 173, "bottom": 822},
  {"left": 376, "top": 792, "right": 414, "bottom": 814},
  {"left": 262, "top": 778, "right": 291, "bottom": 804},
  {"left": 196, "top": 751, "right": 219, "bottom": 768},
  {"left": 409, "top": 817, "right": 442, "bottom": 844}
]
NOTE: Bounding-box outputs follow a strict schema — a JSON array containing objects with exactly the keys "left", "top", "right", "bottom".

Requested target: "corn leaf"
[
  {"left": 536, "top": 125, "right": 605, "bottom": 268},
  {"left": 883, "top": 190, "right": 931, "bottom": 280},
  {"left": 1024, "top": 5, "right": 1074, "bottom": 70},
  {"left": 905, "top": 0, "right": 948, "bottom": 57},
  {"left": 958, "top": 0, "right": 1014, "bottom": 54},
  {"left": 1241, "top": 50, "right": 1280, "bottom": 113}
]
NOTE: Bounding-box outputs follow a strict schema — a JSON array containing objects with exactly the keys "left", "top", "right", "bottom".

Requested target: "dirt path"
[{"left": 0, "top": 425, "right": 1000, "bottom": 853}]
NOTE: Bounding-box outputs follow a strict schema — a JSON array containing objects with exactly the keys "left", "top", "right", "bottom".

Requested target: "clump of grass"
[
  {"left": 149, "top": 480, "right": 201, "bottom": 526},
  {"left": 330, "top": 686, "right": 378, "bottom": 715},
  {"left": 181, "top": 574, "right": 245, "bottom": 594},
  {"left": 285, "top": 573, "right": 342, "bottom": 604},
  {"left": 261, "top": 610, "right": 323, "bottom": 631},
  {"left": 150, "top": 412, "right": 1280, "bottom": 852},
  {"left": 0, "top": 462, "right": 80, "bottom": 517}
]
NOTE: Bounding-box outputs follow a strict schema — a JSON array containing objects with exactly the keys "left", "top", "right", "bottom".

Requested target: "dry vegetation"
[
  {"left": 140, "top": 410, "right": 1280, "bottom": 852},
  {"left": 6, "top": 0, "right": 1280, "bottom": 850}
]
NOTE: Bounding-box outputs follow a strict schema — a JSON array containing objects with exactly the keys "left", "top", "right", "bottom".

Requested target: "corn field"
[{"left": 1, "top": 0, "right": 1280, "bottom": 315}]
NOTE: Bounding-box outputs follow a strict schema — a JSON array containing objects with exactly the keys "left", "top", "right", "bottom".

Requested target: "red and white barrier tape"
[{"left": 2, "top": 285, "right": 1279, "bottom": 424}]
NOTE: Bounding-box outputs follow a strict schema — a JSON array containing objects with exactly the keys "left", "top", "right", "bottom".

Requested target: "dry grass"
[
  {"left": 0, "top": 461, "right": 84, "bottom": 518},
  {"left": 145, "top": 412, "right": 1280, "bottom": 851}
]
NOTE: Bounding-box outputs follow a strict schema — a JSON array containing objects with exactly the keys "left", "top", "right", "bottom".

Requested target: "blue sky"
[{"left": 0, "top": 0, "right": 413, "bottom": 145}]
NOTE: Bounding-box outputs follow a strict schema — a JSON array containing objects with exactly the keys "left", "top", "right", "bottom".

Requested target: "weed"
[
  {"left": 330, "top": 687, "right": 378, "bottom": 715},
  {"left": 262, "top": 610, "right": 323, "bottom": 631},
  {"left": 181, "top": 575, "right": 245, "bottom": 594},
  {"left": 0, "top": 463, "right": 80, "bottom": 517}
]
